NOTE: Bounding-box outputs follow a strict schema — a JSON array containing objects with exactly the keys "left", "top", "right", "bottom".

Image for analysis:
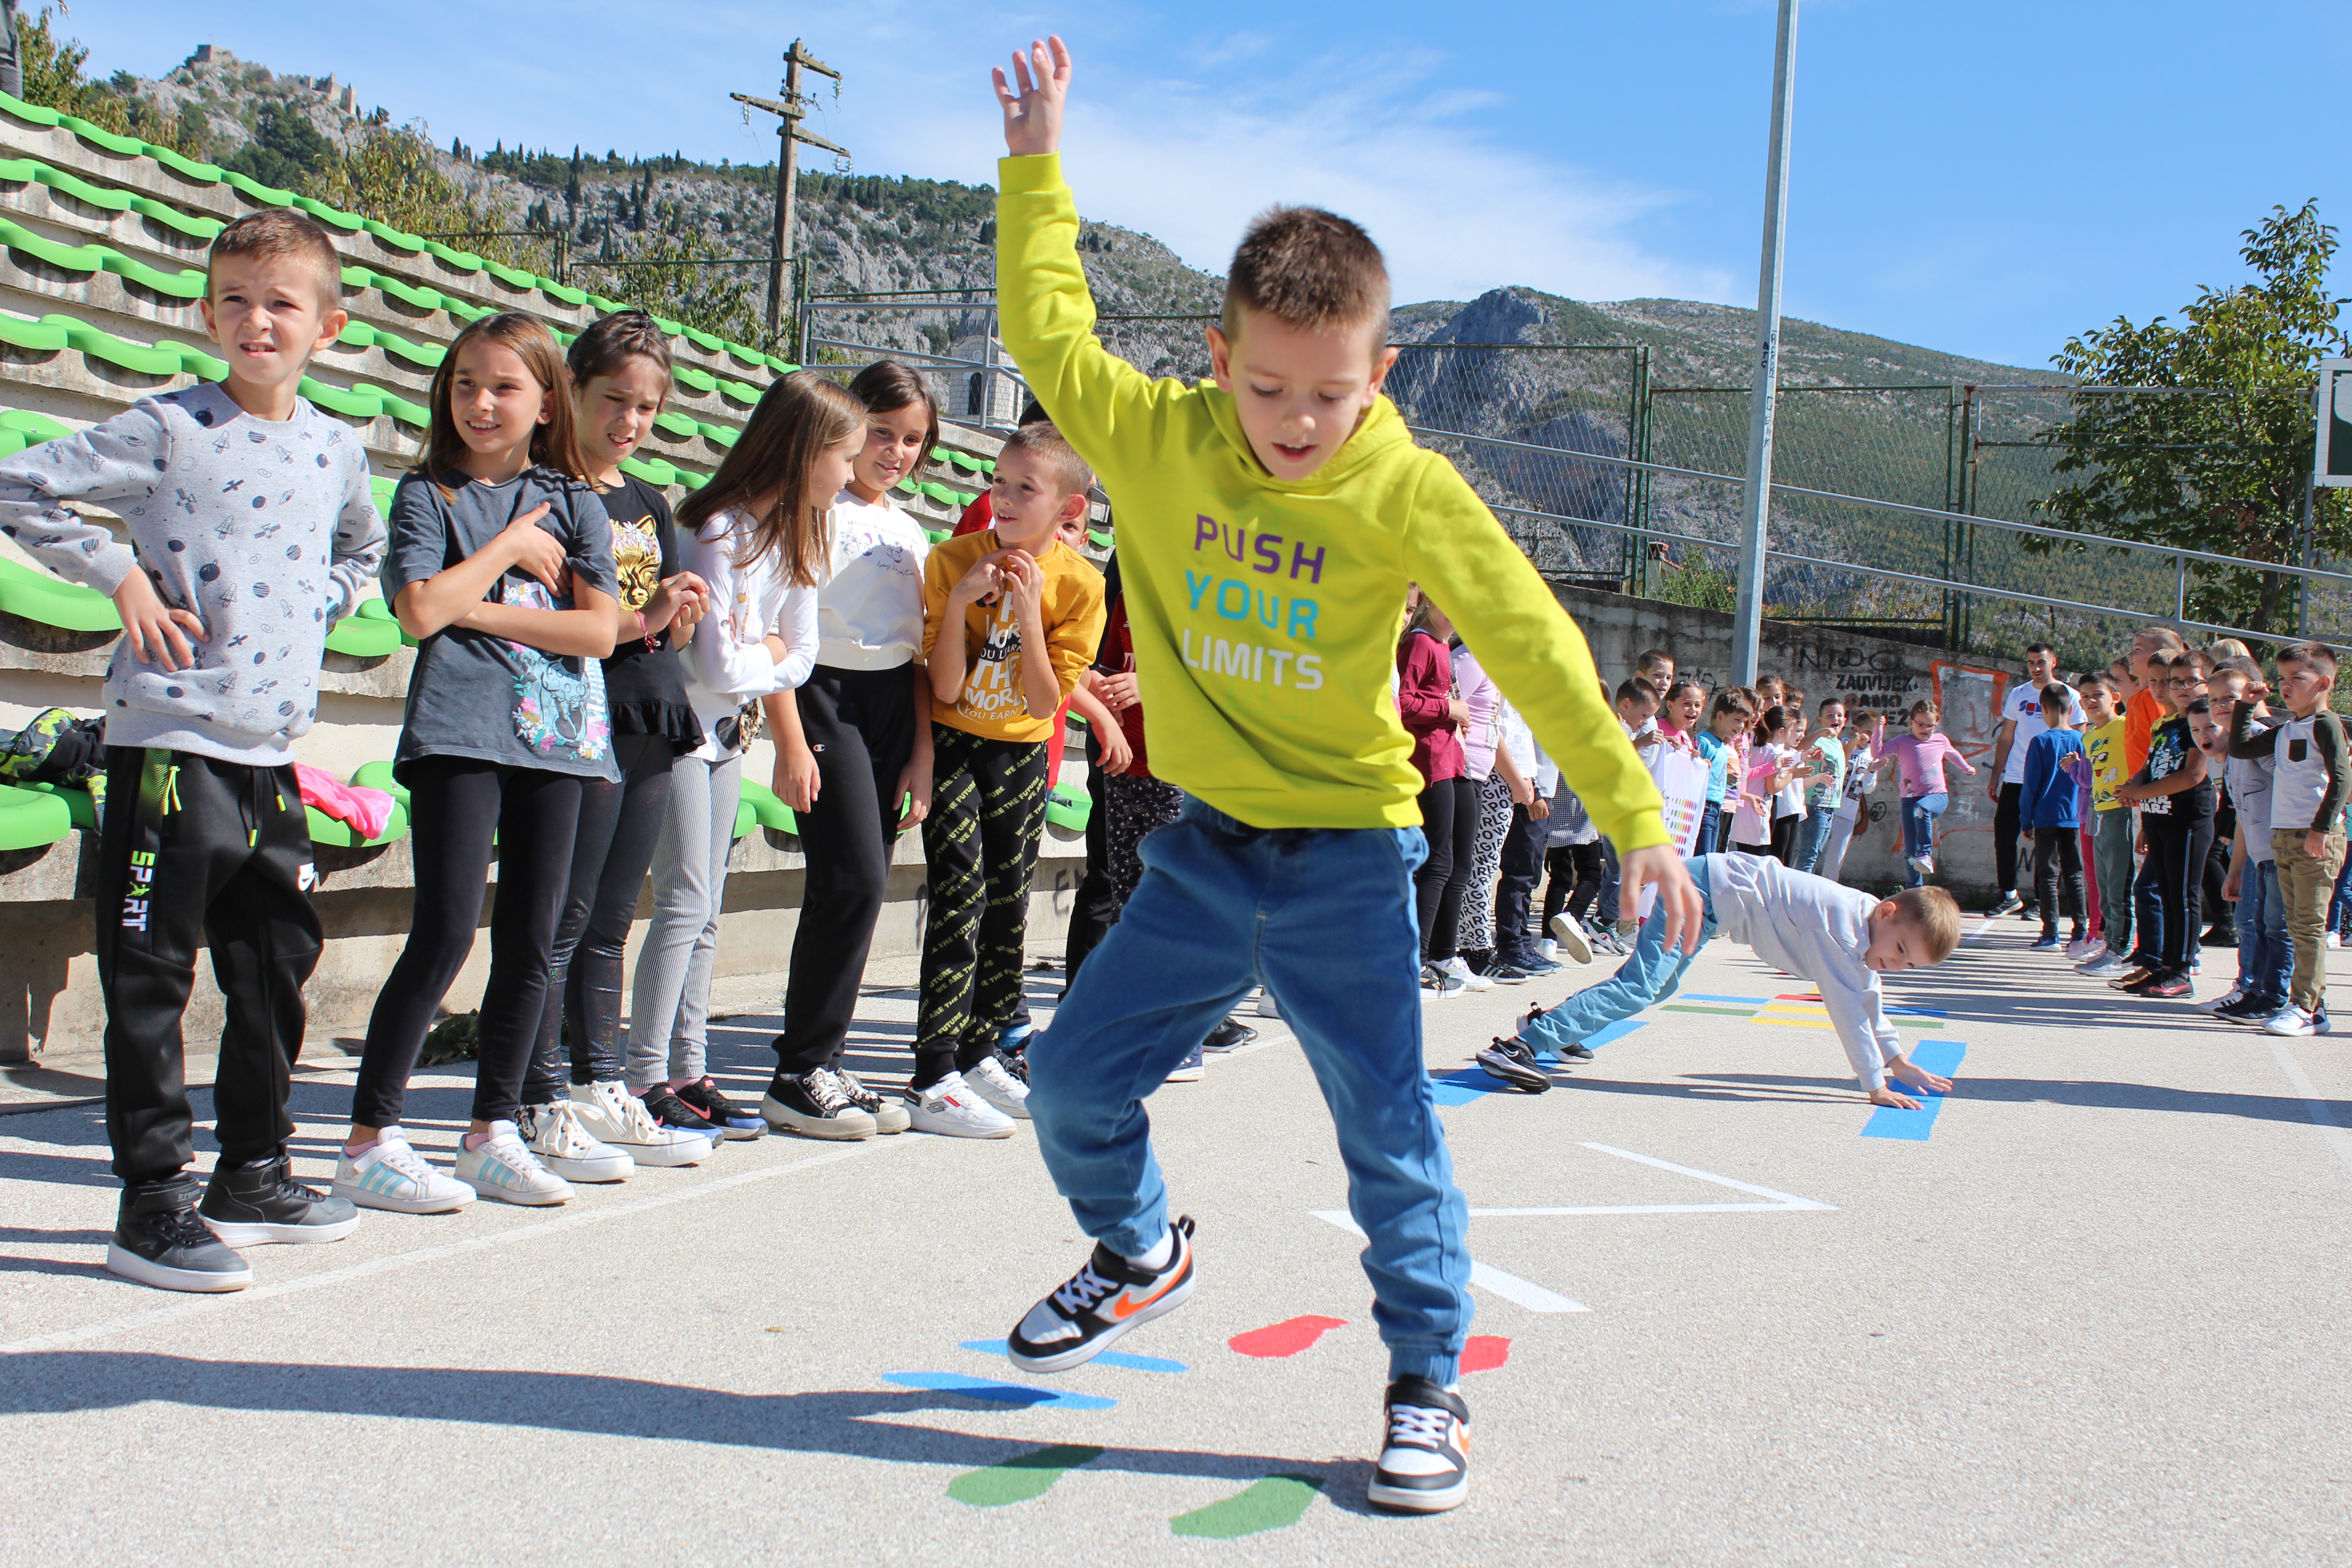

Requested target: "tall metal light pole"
[
  {"left": 1731, "top": 0, "right": 1799, "bottom": 686},
  {"left": 734, "top": 39, "right": 847, "bottom": 351}
]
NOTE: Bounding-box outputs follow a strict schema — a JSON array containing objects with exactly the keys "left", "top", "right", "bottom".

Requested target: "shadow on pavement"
[{"left": 0, "top": 1351, "right": 1383, "bottom": 1514}]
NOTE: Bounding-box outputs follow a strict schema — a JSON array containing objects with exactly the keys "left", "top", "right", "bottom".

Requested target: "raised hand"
[{"left": 993, "top": 34, "right": 1071, "bottom": 157}]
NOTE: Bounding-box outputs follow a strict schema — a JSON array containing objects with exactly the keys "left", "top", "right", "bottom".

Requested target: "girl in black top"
[{"left": 514, "top": 313, "right": 735, "bottom": 1177}]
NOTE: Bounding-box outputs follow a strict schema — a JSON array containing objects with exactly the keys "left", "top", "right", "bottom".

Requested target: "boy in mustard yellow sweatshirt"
[{"left": 988, "top": 38, "right": 1699, "bottom": 1515}]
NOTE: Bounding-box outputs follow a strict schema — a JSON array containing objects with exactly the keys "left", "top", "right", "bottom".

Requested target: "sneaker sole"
[
  {"left": 601, "top": 1137, "right": 710, "bottom": 1167},
  {"left": 867, "top": 1103, "right": 913, "bottom": 1134},
  {"left": 1367, "top": 1473, "right": 1469, "bottom": 1513},
  {"left": 536, "top": 1152, "right": 635, "bottom": 1182},
  {"left": 1165, "top": 1067, "right": 1204, "bottom": 1083},
  {"left": 1007, "top": 1271, "right": 1196, "bottom": 1374},
  {"left": 1474, "top": 1050, "right": 1550, "bottom": 1093},
  {"left": 908, "top": 1110, "right": 1018, "bottom": 1139},
  {"left": 712, "top": 1123, "right": 765, "bottom": 1141},
  {"left": 969, "top": 1091, "right": 1033, "bottom": 1121},
  {"left": 760, "top": 1095, "right": 877, "bottom": 1141},
  {"left": 331, "top": 1181, "right": 475, "bottom": 1215},
  {"left": 105, "top": 1241, "right": 251, "bottom": 1292},
  {"left": 200, "top": 1214, "right": 362, "bottom": 1246},
  {"left": 460, "top": 1178, "right": 571, "bottom": 1206},
  {"left": 1547, "top": 916, "right": 1594, "bottom": 965}
]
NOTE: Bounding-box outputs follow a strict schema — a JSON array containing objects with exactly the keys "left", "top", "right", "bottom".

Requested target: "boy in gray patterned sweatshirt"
[{"left": 0, "top": 210, "right": 385, "bottom": 1292}]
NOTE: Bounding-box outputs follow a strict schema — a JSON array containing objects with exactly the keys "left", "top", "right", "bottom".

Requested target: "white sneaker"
[
  {"left": 2063, "top": 937, "right": 2103, "bottom": 961},
  {"left": 1546, "top": 913, "right": 1594, "bottom": 965},
  {"left": 519, "top": 1100, "right": 633, "bottom": 1182},
  {"left": 1254, "top": 990, "right": 1282, "bottom": 1019},
  {"left": 453, "top": 1122, "right": 573, "bottom": 1205},
  {"left": 572, "top": 1080, "right": 710, "bottom": 1168},
  {"left": 1539, "top": 938, "right": 1558, "bottom": 962},
  {"left": 333, "top": 1127, "right": 475, "bottom": 1215},
  {"left": 2263, "top": 1004, "right": 2332, "bottom": 1037},
  {"left": 2195, "top": 986, "right": 2244, "bottom": 1016},
  {"left": 906, "top": 1072, "right": 1018, "bottom": 1138},
  {"left": 1438, "top": 956, "right": 1494, "bottom": 993},
  {"left": 964, "top": 1054, "right": 1033, "bottom": 1119},
  {"left": 2331, "top": 933, "right": 2344, "bottom": 950},
  {"left": 2077, "top": 951, "right": 2125, "bottom": 976}
]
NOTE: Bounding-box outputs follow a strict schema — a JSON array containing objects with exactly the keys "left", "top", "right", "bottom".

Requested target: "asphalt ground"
[{"left": 1, "top": 913, "right": 2347, "bottom": 1565}]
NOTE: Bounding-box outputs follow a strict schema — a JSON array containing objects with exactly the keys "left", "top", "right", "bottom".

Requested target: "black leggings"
[
  {"left": 2141, "top": 812, "right": 2215, "bottom": 975},
  {"left": 1542, "top": 841, "right": 1607, "bottom": 929},
  {"left": 1769, "top": 810, "right": 1800, "bottom": 865},
  {"left": 521, "top": 733, "right": 674, "bottom": 1104},
  {"left": 914, "top": 725, "right": 1049, "bottom": 1088},
  {"left": 1413, "top": 775, "right": 1480, "bottom": 959},
  {"left": 776, "top": 663, "right": 917, "bottom": 1076},
  {"left": 350, "top": 758, "right": 584, "bottom": 1130},
  {"left": 1994, "top": 780, "right": 2024, "bottom": 896}
]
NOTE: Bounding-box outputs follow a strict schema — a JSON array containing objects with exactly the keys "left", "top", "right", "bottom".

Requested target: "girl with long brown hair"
[
  {"left": 339, "top": 312, "right": 625, "bottom": 1215},
  {"left": 627, "top": 372, "right": 863, "bottom": 1116}
]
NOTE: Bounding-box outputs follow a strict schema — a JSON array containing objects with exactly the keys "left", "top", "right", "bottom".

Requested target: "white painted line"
[
  {"left": 0, "top": 1137, "right": 914, "bottom": 1357},
  {"left": 1309, "top": 1209, "right": 1590, "bottom": 1313},
  {"left": 1958, "top": 914, "right": 1998, "bottom": 944},
  {"left": 2269, "top": 1039, "right": 2352, "bottom": 1176},
  {"left": 1468, "top": 1202, "right": 1826, "bottom": 1217},
  {"left": 1579, "top": 1142, "right": 1838, "bottom": 1210}
]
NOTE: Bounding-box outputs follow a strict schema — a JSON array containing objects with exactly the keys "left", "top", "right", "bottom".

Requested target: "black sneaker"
[
  {"left": 1990, "top": 890, "right": 2023, "bottom": 917},
  {"left": 993, "top": 1044, "right": 1031, "bottom": 1086},
  {"left": 1203, "top": 1018, "right": 1256, "bottom": 1052},
  {"left": 1519, "top": 1004, "right": 1595, "bottom": 1061},
  {"left": 2215, "top": 993, "right": 2280, "bottom": 1024},
  {"left": 1367, "top": 1375, "right": 1471, "bottom": 1513},
  {"left": 2139, "top": 971, "right": 2193, "bottom": 999},
  {"left": 108, "top": 1175, "right": 251, "bottom": 1293},
  {"left": 1484, "top": 961, "right": 1537, "bottom": 985},
  {"left": 676, "top": 1076, "right": 765, "bottom": 1140},
  {"left": 760, "top": 1071, "right": 878, "bottom": 1141},
  {"left": 198, "top": 1152, "right": 360, "bottom": 1247},
  {"left": 641, "top": 1084, "right": 720, "bottom": 1138},
  {"left": 1474, "top": 1036, "right": 1551, "bottom": 1093},
  {"left": 1007, "top": 1215, "right": 1196, "bottom": 1374}
]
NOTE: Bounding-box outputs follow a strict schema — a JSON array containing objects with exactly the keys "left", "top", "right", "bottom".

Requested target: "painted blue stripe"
[
  {"left": 1682, "top": 993, "right": 1772, "bottom": 1004},
  {"left": 1430, "top": 1068, "right": 1504, "bottom": 1107},
  {"left": 959, "top": 1339, "right": 1186, "bottom": 1374},
  {"left": 1533, "top": 1018, "right": 1648, "bottom": 1063},
  {"left": 1885, "top": 1005, "right": 1948, "bottom": 1018},
  {"left": 1861, "top": 1039, "right": 1967, "bottom": 1141},
  {"left": 882, "top": 1372, "right": 1116, "bottom": 1410}
]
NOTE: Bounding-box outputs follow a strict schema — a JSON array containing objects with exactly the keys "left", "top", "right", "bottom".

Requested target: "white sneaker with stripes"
[
  {"left": 454, "top": 1122, "right": 573, "bottom": 1205},
  {"left": 332, "top": 1127, "right": 475, "bottom": 1215}
]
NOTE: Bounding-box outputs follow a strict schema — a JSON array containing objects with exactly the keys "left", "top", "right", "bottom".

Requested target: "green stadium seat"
[
  {"left": 349, "top": 760, "right": 412, "bottom": 815},
  {"left": 323, "top": 612, "right": 403, "bottom": 657},
  {"left": 1044, "top": 783, "right": 1091, "bottom": 833},
  {"left": 0, "top": 410, "right": 72, "bottom": 442},
  {"left": 306, "top": 794, "right": 410, "bottom": 848},
  {"left": 14, "top": 777, "right": 96, "bottom": 831},
  {"left": 0, "top": 554, "right": 120, "bottom": 631},
  {"left": 732, "top": 795, "right": 755, "bottom": 840},
  {"left": 0, "top": 781, "right": 73, "bottom": 849},
  {"left": 738, "top": 778, "right": 796, "bottom": 834}
]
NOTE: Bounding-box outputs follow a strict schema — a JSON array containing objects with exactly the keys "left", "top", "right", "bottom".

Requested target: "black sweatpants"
[
  {"left": 2141, "top": 811, "right": 2216, "bottom": 975},
  {"left": 1995, "top": 780, "right": 2025, "bottom": 899},
  {"left": 96, "top": 747, "right": 320, "bottom": 1185},
  {"left": 1494, "top": 802, "right": 1546, "bottom": 960},
  {"left": 2203, "top": 800, "right": 2235, "bottom": 936},
  {"left": 1542, "top": 841, "right": 1606, "bottom": 929},
  {"left": 1061, "top": 730, "right": 1118, "bottom": 988},
  {"left": 1413, "top": 775, "right": 1479, "bottom": 959},
  {"left": 775, "top": 663, "right": 917, "bottom": 1076},
  {"left": 350, "top": 757, "right": 584, "bottom": 1130},
  {"left": 522, "top": 733, "right": 673, "bottom": 1104},
  {"left": 1769, "top": 810, "right": 1800, "bottom": 866},
  {"left": 913, "top": 724, "right": 1049, "bottom": 1089},
  {"left": 2032, "top": 824, "right": 2086, "bottom": 936}
]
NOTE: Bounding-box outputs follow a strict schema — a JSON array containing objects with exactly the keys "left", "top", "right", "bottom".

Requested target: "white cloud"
[{"left": 877, "top": 43, "right": 1735, "bottom": 308}]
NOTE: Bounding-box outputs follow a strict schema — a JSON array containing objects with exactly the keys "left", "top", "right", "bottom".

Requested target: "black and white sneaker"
[
  {"left": 761, "top": 1070, "right": 878, "bottom": 1141},
  {"left": 198, "top": 1152, "right": 361, "bottom": 1246},
  {"left": 1368, "top": 1376, "right": 1471, "bottom": 1512},
  {"left": 677, "top": 1076, "right": 765, "bottom": 1140},
  {"left": 1203, "top": 1018, "right": 1256, "bottom": 1052},
  {"left": 108, "top": 1174, "right": 252, "bottom": 1293},
  {"left": 1007, "top": 1215, "right": 1196, "bottom": 1374},
  {"left": 830, "top": 1067, "right": 912, "bottom": 1134},
  {"left": 1474, "top": 1036, "right": 1551, "bottom": 1093}
]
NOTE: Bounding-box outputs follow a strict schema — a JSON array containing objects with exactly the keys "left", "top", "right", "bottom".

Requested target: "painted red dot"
[
  {"left": 1227, "top": 1315, "right": 1348, "bottom": 1359},
  {"left": 1460, "top": 1335, "right": 1512, "bottom": 1374}
]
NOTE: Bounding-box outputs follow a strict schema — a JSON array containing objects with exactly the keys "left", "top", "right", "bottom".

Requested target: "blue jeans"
[
  {"left": 1900, "top": 793, "right": 1947, "bottom": 887},
  {"left": 2235, "top": 858, "right": 2291, "bottom": 1005},
  {"left": 1521, "top": 858, "right": 1720, "bottom": 1056},
  {"left": 1793, "top": 804, "right": 1840, "bottom": 874},
  {"left": 1698, "top": 800, "right": 1723, "bottom": 861},
  {"left": 1028, "top": 800, "right": 1471, "bottom": 1385}
]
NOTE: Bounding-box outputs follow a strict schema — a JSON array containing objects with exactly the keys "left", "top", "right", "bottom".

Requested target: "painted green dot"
[
  {"left": 946, "top": 1444, "right": 1104, "bottom": 1508},
  {"left": 1169, "top": 1475, "right": 1325, "bottom": 1539}
]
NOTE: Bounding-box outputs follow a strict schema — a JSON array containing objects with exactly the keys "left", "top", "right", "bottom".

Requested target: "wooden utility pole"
[{"left": 733, "top": 39, "right": 847, "bottom": 350}]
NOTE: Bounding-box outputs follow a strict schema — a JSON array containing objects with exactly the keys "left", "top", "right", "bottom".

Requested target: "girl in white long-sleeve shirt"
[{"left": 626, "top": 375, "right": 865, "bottom": 1109}]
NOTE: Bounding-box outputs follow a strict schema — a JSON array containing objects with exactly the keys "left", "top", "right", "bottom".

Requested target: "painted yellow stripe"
[{"left": 1757, "top": 1019, "right": 1836, "bottom": 1029}]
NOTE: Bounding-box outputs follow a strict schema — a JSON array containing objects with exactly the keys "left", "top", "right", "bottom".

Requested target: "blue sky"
[{"left": 60, "top": 0, "right": 2352, "bottom": 371}]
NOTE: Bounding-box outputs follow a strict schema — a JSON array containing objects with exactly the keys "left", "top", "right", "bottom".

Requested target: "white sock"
[{"left": 1125, "top": 1229, "right": 1175, "bottom": 1272}]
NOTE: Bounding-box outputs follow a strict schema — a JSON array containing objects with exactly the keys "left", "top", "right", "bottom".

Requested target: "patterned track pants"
[
  {"left": 915, "top": 724, "right": 1049, "bottom": 1087},
  {"left": 1105, "top": 773, "right": 1186, "bottom": 911},
  {"left": 1454, "top": 772, "right": 1513, "bottom": 957}
]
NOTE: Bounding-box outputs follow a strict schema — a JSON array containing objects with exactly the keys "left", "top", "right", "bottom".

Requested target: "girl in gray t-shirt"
[{"left": 339, "top": 314, "right": 630, "bottom": 1216}]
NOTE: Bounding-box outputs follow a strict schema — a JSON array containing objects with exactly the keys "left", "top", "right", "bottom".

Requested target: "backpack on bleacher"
[{"left": 0, "top": 707, "right": 108, "bottom": 810}]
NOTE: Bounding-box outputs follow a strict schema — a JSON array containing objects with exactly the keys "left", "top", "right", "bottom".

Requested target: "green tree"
[
  {"left": 573, "top": 235, "right": 763, "bottom": 351},
  {"left": 15, "top": 5, "right": 127, "bottom": 131},
  {"left": 300, "top": 122, "right": 540, "bottom": 273},
  {"left": 2031, "top": 201, "right": 2352, "bottom": 636},
  {"left": 222, "top": 103, "right": 335, "bottom": 191}
]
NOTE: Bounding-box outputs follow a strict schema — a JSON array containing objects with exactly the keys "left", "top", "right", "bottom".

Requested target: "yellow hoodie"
[{"left": 995, "top": 155, "right": 1666, "bottom": 845}]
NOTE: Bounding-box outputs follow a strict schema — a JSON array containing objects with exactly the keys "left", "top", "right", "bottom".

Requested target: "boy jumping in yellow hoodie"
[{"left": 990, "top": 37, "right": 1700, "bottom": 1515}]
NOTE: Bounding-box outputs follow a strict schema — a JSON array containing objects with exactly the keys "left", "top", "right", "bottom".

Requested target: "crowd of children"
[{"left": 6, "top": 30, "right": 2344, "bottom": 1520}]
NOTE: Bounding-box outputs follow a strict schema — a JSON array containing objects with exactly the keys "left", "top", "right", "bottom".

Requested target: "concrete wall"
[{"left": 1550, "top": 583, "right": 2029, "bottom": 900}]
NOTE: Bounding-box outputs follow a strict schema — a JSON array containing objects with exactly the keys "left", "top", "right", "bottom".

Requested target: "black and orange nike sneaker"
[{"left": 1006, "top": 1214, "right": 1196, "bottom": 1374}]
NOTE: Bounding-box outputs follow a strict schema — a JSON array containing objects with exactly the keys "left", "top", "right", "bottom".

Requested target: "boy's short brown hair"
[
  {"left": 1616, "top": 676, "right": 1659, "bottom": 709},
  {"left": 1223, "top": 206, "right": 1390, "bottom": 343},
  {"left": 998, "top": 419, "right": 1093, "bottom": 501},
  {"left": 1888, "top": 886, "right": 1963, "bottom": 960},
  {"left": 2279, "top": 641, "right": 2339, "bottom": 677},
  {"left": 207, "top": 209, "right": 343, "bottom": 312}
]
